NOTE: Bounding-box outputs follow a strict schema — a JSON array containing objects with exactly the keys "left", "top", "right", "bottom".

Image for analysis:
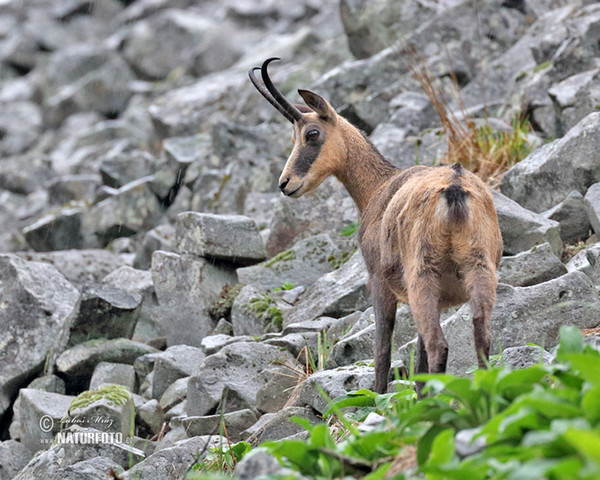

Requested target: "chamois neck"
[{"left": 334, "top": 120, "right": 398, "bottom": 213}]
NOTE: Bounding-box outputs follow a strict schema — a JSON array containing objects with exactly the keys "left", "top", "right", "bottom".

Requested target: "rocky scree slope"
[{"left": 1, "top": 0, "right": 600, "bottom": 479}]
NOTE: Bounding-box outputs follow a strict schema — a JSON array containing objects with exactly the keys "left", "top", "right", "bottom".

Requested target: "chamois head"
[{"left": 249, "top": 57, "right": 345, "bottom": 198}]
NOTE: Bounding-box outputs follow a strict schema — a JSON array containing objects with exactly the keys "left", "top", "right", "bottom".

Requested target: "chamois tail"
[{"left": 442, "top": 183, "right": 469, "bottom": 223}]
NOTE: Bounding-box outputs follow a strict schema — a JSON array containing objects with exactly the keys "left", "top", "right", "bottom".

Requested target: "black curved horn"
[
  {"left": 248, "top": 57, "right": 303, "bottom": 124},
  {"left": 248, "top": 65, "right": 296, "bottom": 123}
]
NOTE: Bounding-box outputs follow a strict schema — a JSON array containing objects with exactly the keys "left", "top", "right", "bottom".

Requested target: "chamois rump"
[{"left": 249, "top": 58, "right": 503, "bottom": 393}]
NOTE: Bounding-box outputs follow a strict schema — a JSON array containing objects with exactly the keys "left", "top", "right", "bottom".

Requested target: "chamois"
[{"left": 249, "top": 58, "right": 503, "bottom": 393}]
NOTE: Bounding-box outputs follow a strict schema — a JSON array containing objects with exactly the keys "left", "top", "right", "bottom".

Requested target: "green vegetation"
[
  {"left": 208, "top": 284, "right": 243, "bottom": 322},
  {"left": 68, "top": 384, "right": 131, "bottom": 414},
  {"left": 188, "top": 326, "right": 600, "bottom": 479},
  {"left": 340, "top": 221, "right": 360, "bottom": 237},
  {"left": 249, "top": 292, "right": 284, "bottom": 331},
  {"left": 274, "top": 282, "right": 297, "bottom": 292},
  {"left": 533, "top": 60, "right": 553, "bottom": 72},
  {"left": 328, "top": 249, "right": 357, "bottom": 269},
  {"left": 264, "top": 249, "right": 296, "bottom": 268}
]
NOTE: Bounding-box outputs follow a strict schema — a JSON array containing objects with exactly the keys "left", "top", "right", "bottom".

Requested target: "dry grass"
[{"left": 412, "top": 62, "right": 534, "bottom": 187}]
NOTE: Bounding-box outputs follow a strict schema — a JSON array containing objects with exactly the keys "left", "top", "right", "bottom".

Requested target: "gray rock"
[
  {"left": 231, "top": 285, "right": 284, "bottom": 337},
  {"left": 18, "top": 249, "right": 126, "bottom": 289},
  {"left": 565, "top": 243, "right": 600, "bottom": 285},
  {"left": 0, "top": 153, "right": 54, "bottom": 197},
  {"left": 35, "top": 45, "right": 134, "bottom": 127},
  {"left": 68, "top": 393, "right": 134, "bottom": 437},
  {"left": 200, "top": 334, "right": 253, "bottom": 356},
  {"left": 122, "top": 10, "right": 241, "bottom": 80},
  {"left": 584, "top": 182, "right": 600, "bottom": 235},
  {"left": 176, "top": 409, "right": 258, "bottom": 442},
  {"left": 18, "top": 389, "right": 74, "bottom": 451},
  {"left": 137, "top": 399, "right": 164, "bottom": 436},
  {"left": 47, "top": 174, "right": 101, "bottom": 206},
  {"left": 500, "top": 112, "right": 600, "bottom": 213},
  {"left": 266, "top": 178, "right": 357, "bottom": 256},
  {"left": 176, "top": 212, "right": 267, "bottom": 266},
  {"left": 187, "top": 342, "right": 298, "bottom": 416},
  {"left": 542, "top": 190, "right": 592, "bottom": 244},
  {"left": 399, "top": 272, "right": 600, "bottom": 375},
  {"left": 492, "top": 190, "right": 562, "bottom": 256},
  {"left": 0, "top": 440, "right": 32, "bottom": 480},
  {"left": 234, "top": 449, "right": 295, "bottom": 480},
  {"left": 23, "top": 207, "right": 86, "bottom": 251},
  {"left": 0, "top": 254, "right": 79, "bottom": 418},
  {"left": 134, "top": 223, "right": 176, "bottom": 270},
  {"left": 293, "top": 365, "right": 375, "bottom": 415},
  {"left": 243, "top": 406, "right": 320, "bottom": 444},
  {"left": 68, "top": 284, "right": 142, "bottom": 346},
  {"left": 0, "top": 101, "right": 42, "bottom": 155},
  {"left": 159, "top": 377, "right": 189, "bottom": 413},
  {"left": 284, "top": 251, "right": 370, "bottom": 326},
  {"left": 56, "top": 339, "right": 158, "bottom": 390},
  {"left": 89, "top": 363, "right": 136, "bottom": 391},
  {"left": 255, "top": 367, "right": 300, "bottom": 414},
  {"left": 502, "top": 345, "right": 553, "bottom": 369},
  {"left": 99, "top": 149, "right": 157, "bottom": 189},
  {"left": 151, "top": 251, "right": 237, "bottom": 347},
  {"left": 328, "top": 323, "right": 375, "bottom": 369},
  {"left": 152, "top": 345, "right": 205, "bottom": 400},
  {"left": 498, "top": 243, "right": 567, "bottom": 287},
  {"left": 237, "top": 234, "right": 341, "bottom": 290},
  {"left": 14, "top": 426, "right": 143, "bottom": 480},
  {"left": 121, "top": 435, "right": 222, "bottom": 480},
  {"left": 85, "top": 177, "right": 163, "bottom": 246}
]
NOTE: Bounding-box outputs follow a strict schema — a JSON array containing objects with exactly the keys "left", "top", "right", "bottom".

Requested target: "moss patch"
[
  {"left": 209, "top": 284, "right": 243, "bottom": 322},
  {"left": 68, "top": 384, "right": 131, "bottom": 414},
  {"left": 264, "top": 249, "right": 296, "bottom": 268},
  {"left": 328, "top": 249, "right": 357, "bottom": 269},
  {"left": 249, "top": 293, "right": 283, "bottom": 331}
]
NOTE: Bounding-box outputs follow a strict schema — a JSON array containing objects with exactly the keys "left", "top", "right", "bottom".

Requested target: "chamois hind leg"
[
  {"left": 464, "top": 260, "right": 497, "bottom": 369},
  {"left": 372, "top": 278, "right": 397, "bottom": 393},
  {"left": 408, "top": 273, "right": 448, "bottom": 374}
]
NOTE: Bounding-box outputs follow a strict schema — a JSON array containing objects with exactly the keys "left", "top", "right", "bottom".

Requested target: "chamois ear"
[{"left": 298, "top": 89, "right": 337, "bottom": 123}]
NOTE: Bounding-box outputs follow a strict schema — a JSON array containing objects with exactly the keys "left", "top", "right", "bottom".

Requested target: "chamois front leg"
[{"left": 372, "top": 278, "right": 397, "bottom": 393}]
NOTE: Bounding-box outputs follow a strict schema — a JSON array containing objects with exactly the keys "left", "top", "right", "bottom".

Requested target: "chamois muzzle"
[{"left": 248, "top": 57, "right": 303, "bottom": 124}]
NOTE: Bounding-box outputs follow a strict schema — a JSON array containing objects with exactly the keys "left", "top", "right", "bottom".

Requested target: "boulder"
[
  {"left": 18, "top": 249, "right": 126, "bottom": 288},
  {"left": 0, "top": 255, "right": 79, "bottom": 418},
  {"left": 14, "top": 426, "right": 143, "bottom": 480},
  {"left": 584, "top": 182, "right": 600, "bottom": 235},
  {"left": 56, "top": 339, "right": 158, "bottom": 391},
  {"left": 85, "top": 177, "right": 163, "bottom": 246},
  {"left": 243, "top": 406, "right": 320, "bottom": 444},
  {"left": 151, "top": 345, "right": 205, "bottom": 400},
  {"left": 176, "top": 409, "right": 258, "bottom": 442},
  {"left": 542, "top": 190, "right": 592, "bottom": 244},
  {"left": 0, "top": 101, "right": 42, "bottom": 156},
  {"left": 230, "top": 285, "right": 285, "bottom": 337},
  {"left": 0, "top": 440, "right": 32, "bottom": 480},
  {"left": 23, "top": 207, "right": 86, "bottom": 251},
  {"left": 47, "top": 174, "right": 101, "bottom": 205},
  {"left": 68, "top": 284, "right": 142, "bottom": 346},
  {"left": 134, "top": 223, "right": 176, "bottom": 270},
  {"left": 492, "top": 190, "right": 562, "bottom": 256},
  {"left": 283, "top": 251, "right": 370, "bottom": 326},
  {"left": 500, "top": 112, "right": 600, "bottom": 213},
  {"left": 89, "top": 362, "right": 136, "bottom": 391},
  {"left": 151, "top": 251, "right": 237, "bottom": 347},
  {"left": 237, "top": 233, "right": 341, "bottom": 290},
  {"left": 18, "top": 389, "right": 74, "bottom": 451},
  {"left": 176, "top": 212, "right": 267, "bottom": 266},
  {"left": 293, "top": 365, "right": 375, "bottom": 415},
  {"left": 498, "top": 243, "right": 567, "bottom": 287},
  {"left": 501, "top": 345, "right": 553, "bottom": 369},
  {"left": 187, "top": 342, "right": 298, "bottom": 416},
  {"left": 121, "top": 435, "right": 222, "bottom": 480}
]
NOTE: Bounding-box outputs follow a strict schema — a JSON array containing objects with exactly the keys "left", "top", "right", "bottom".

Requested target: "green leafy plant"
[
  {"left": 274, "top": 282, "right": 297, "bottom": 292},
  {"left": 249, "top": 292, "right": 284, "bottom": 331},
  {"left": 339, "top": 221, "right": 360, "bottom": 237},
  {"left": 188, "top": 327, "right": 600, "bottom": 479}
]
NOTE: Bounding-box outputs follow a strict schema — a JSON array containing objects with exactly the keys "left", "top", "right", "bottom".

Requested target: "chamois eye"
[{"left": 306, "top": 129, "right": 320, "bottom": 142}]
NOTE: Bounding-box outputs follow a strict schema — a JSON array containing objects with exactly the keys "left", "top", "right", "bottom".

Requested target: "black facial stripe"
[{"left": 292, "top": 143, "right": 322, "bottom": 176}]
